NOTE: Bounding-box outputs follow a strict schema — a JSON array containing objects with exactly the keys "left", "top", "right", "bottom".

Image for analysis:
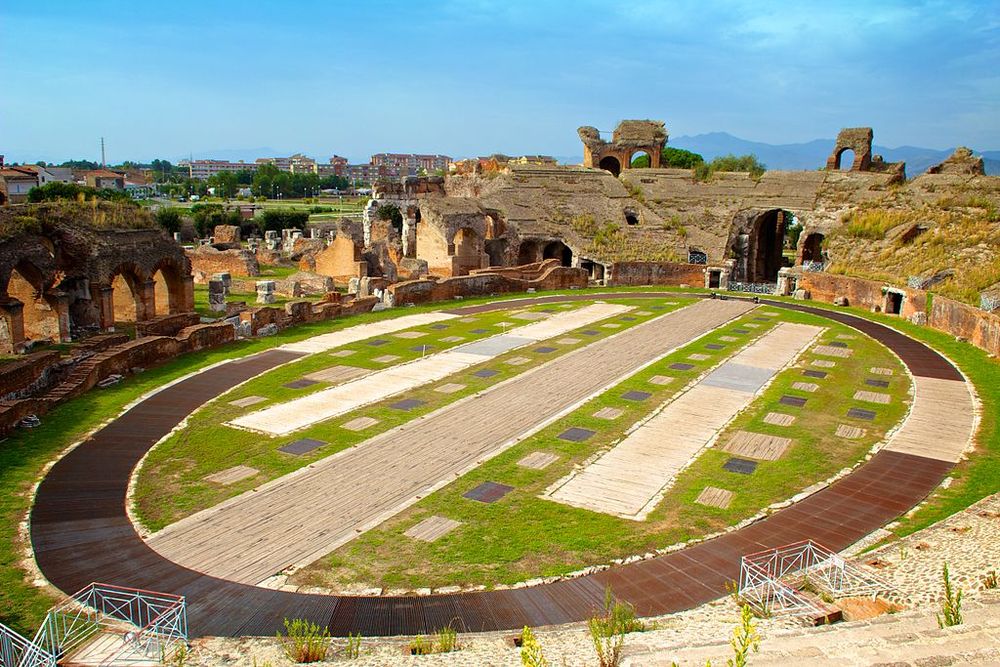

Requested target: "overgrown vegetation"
[
  {"left": 0, "top": 200, "right": 155, "bottom": 241},
  {"left": 409, "top": 626, "right": 459, "bottom": 655},
  {"left": 694, "top": 154, "right": 766, "bottom": 181},
  {"left": 727, "top": 604, "right": 760, "bottom": 667},
  {"left": 630, "top": 146, "right": 705, "bottom": 169},
  {"left": 937, "top": 563, "right": 964, "bottom": 628},
  {"left": 190, "top": 202, "right": 242, "bottom": 237},
  {"left": 26, "top": 181, "right": 131, "bottom": 203},
  {"left": 259, "top": 208, "right": 310, "bottom": 234},
  {"left": 277, "top": 618, "right": 331, "bottom": 663},
  {"left": 570, "top": 213, "right": 681, "bottom": 262},
  {"left": 519, "top": 626, "right": 548, "bottom": 667}
]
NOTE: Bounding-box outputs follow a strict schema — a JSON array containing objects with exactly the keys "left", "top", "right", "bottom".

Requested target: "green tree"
[
  {"left": 258, "top": 209, "right": 309, "bottom": 234},
  {"left": 27, "top": 181, "right": 130, "bottom": 203},
  {"left": 695, "top": 154, "right": 766, "bottom": 181},
  {"left": 155, "top": 207, "right": 183, "bottom": 234}
]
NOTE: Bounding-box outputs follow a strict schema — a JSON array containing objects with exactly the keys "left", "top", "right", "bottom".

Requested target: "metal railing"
[
  {"left": 727, "top": 281, "right": 777, "bottom": 295},
  {"left": 981, "top": 294, "right": 1000, "bottom": 312},
  {"left": 32, "top": 583, "right": 187, "bottom": 665},
  {"left": 738, "top": 540, "right": 893, "bottom": 618},
  {"left": 801, "top": 261, "right": 825, "bottom": 273},
  {"left": 0, "top": 622, "right": 55, "bottom": 667}
]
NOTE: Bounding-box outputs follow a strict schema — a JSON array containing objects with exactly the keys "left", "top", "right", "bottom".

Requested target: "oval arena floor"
[{"left": 29, "top": 293, "right": 974, "bottom": 637}]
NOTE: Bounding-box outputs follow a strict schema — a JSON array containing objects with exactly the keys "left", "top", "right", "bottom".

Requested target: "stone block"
[
  {"left": 208, "top": 279, "right": 227, "bottom": 312},
  {"left": 256, "top": 280, "right": 276, "bottom": 304}
]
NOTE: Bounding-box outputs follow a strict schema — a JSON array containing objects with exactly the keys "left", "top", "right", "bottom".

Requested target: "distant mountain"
[{"left": 669, "top": 132, "right": 1000, "bottom": 177}]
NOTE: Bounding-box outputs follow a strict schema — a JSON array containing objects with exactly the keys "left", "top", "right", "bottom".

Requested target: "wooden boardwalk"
[
  {"left": 546, "top": 322, "right": 822, "bottom": 519},
  {"left": 29, "top": 293, "right": 972, "bottom": 638},
  {"left": 229, "top": 303, "right": 630, "bottom": 435},
  {"left": 148, "top": 299, "right": 751, "bottom": 584}
]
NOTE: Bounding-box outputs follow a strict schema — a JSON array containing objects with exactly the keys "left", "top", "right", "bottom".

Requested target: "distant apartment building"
[
  {"left": 0, "top": 159, "right": 39, "bottom": 204},
  {"left": 370, "top": 153, "right": 451, "bottom": 178},
  {"left": 185, "top": 160, "right": 257, "bottom": 180},
  {"left": 256, "top": 153, "right": 317, "bottom": 174},
  {"left": 317, "top": 155, "right": 349, "bottom": 178}
]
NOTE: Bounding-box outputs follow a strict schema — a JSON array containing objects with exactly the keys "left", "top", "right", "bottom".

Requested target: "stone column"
[
  {"left": 776, "top": 267, "right": 795, "bottom": 297},
  {"left": 0, "top": 298, "right": 25, "bottom": 353},
  {"left": 47, "top": 291, "right": 72, "bottom": 342},
  {"left": 138, "top": 280, "right": 157, "bottom": 321},
  {"left": 180, "top": 275, "right": 195, "bottom": 313},
  {"left": 208, "top": 280, "right": 227, "bottom": 312},
  {"left": 94, "top": 285, "right": 116, "bottom": 332},
  {"left": 256, "top": 280, "right": 276, "bottom": 304}
]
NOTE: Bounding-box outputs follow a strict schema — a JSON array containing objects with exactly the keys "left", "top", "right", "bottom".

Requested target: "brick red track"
[{"left": 30, "top": 294, "right": 959, "bottom": 637}]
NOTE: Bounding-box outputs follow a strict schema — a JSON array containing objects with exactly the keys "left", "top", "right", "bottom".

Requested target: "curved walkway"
[{"left": 29, "top": 293, "right": 973, "bottom": 637}]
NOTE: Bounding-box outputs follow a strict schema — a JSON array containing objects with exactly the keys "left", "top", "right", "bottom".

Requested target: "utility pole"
[{"left": 100, "top": 137, "right": 106, "bottom": 167}]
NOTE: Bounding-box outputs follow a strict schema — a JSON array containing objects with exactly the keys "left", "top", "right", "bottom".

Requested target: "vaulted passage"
[
  {"left": 801, "top": 232, "right": 825, "bottom": 264},
  {"left": 733, "top": 209, "right": 790, "bottom": 283},
  {"left": 543, "top": 241, "right": 573, "bottom": 267},
  {"left": 598, "top": 156, "right": 621, "bottom": 176}
]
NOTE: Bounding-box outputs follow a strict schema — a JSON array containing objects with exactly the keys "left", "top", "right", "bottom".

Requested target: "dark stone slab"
[
  {"left": 670, "top": 362, "right": 695, "bottom": 371},
  {"left": 724, "top": 457, "right": 758, "bottom": 474},
  {"left": 558, "top": 427, "right": 596, "bottom": 442},
  {"left": 410, "top": 345, "right": 435, "bottom": 353},
  {"left": 829, "top": 341, "right": 849, "bottom": 348},
  {"left": 470, "top": 328, "right": 489, "bottom": 334},
  {"left": 390, "top": 398, "right": 425, "bottom": 411},
  {"left": 473, "top": 369, "right": 499, "bottom": 378},
  {"left": 779, "top": 395, "right": 807, "bottom": 407},
  {"left": 368, "top": 339, "right": 389, "bottom": 346},
  {"left": 705, "top": 343, "right": 724, "bottom": 350},
  {"left": 430, "top": 324, "right": 449, "bottom": 330},
  {"left": 621, "top": 390, "right": 652, "bottom": 401},
  {"left": 754, "top": 317, "right": 770, "bottom": 322},
  {"left": 283, "top": 379, "right": 319, "bottom": 389},
  {"left": 621, "top": 316, "right": 636, "bottom": 322},
  {"left": 649, "top": 305, "right": 666, "bottom": 310},
  {"left": 865, "top": 378, "right": 890, "bottom": 388},
  {"left": 463, "top": 481, "right": 514, "bottom": 504},
  {"left": 279, "top": 438, "right": 326, "bottom": 456},
  {"left": 535, "top": 346, "right": 557, "bottom": 354},
  {"left": 581, "top": 329, "right": 600, "bottom": 336},
  {"left": 848, "top": 407, "right": 877, "bottom": 420},
  {"left": 732, "top": 329, "right": 749, "bottom": 334},
  {"left": 803, "top": 370, "right": 828, "bottom": 379}
]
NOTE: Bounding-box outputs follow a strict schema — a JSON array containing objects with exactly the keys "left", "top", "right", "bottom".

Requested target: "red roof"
[{"left": 87, "top": 169, "right": 124, "bottom": 178}]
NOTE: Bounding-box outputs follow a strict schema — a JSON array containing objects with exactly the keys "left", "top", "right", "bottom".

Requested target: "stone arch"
[
  {"left": 731, "top": 209, "right": 789, "bottom": 283},
  {"left": 451, "top": 226, "right": 486, "bottom": 276},
  {"left": 6, "top": 260, "right": 62, "bottom": 343},
  {"left": 151, "top": 258, "right": 187, "bottom": 316},
  {"left": 106, "top": 263, "right": 148, "bottom": 326},
  {"left": 800, "top": 232, "right": 825, "bottom": 264},
  {"left": 517, "top": 239, "right": 540, "bottom": 265},
  {"left": 825, "top": 127, "right": 873, "bottom": 171},
  {"left": 485, "top": 239, "right": 507, "bottom": 267},
  {"left": 543, "top": 240, "right": 573, "bottom": 267},
  {"left": 835, "top": 149, "right": 855, "bottom": 171},
  {"left": 630, "top": 150, "right": 652, "bottom": 168},
  {"left": 598, "top": 156, "right": 622, "bottom": 177}
]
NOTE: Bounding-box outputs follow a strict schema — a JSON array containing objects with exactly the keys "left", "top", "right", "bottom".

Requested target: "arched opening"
[
  {"left": 517, "top": 240, "right": 539, "bottom": 266},
  {"left": 543, "top": 241, "right": 573, "bottom": 267},
  {"left": 624, "top": 209, "right": 640, "bottom": 226},
  {"left": 732, "top": 209, "right": 789, "bottom": 283},
  {"left": 153, "top": 269, "right": 174, "bottom": 316},
  {"left": 580, "top": 259, "right": 605, "bottom": 283},
  {"left": 630, "top": 151, "right": 651, "bottom": 168},
  {"left": 885, "top": 290, "right": 903, "bottom": 315},
  {"left": 484, "top": 214, "right": 506, "bottom": 239},
  {"left": 452, "top": 227, "right": 484, "bottom": 275},
  {"left": 800, "top": 232, "right": 825, "bottom": 264},
  {"left": 598, "top": 156, "right": 621, "bottom": 177},
  {"left": 836, "top": 149, "right": 855, "bottom": 171},
  {"left": 485, "top": 239, "right": 507, "bottom": 267},
  {"left": 6, "top": 263, "right": 61, "bottom": 343},
  {"left": 0, "top": 192, "right": 7, "bottom": 206},
  {"left": 111, "top": 270, "right": 142, "bottom": 324}
]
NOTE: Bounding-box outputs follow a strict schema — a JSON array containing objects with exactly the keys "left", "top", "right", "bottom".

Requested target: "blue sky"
[{"left": 2, "top": 0, "right": 998, "bottom": 164}]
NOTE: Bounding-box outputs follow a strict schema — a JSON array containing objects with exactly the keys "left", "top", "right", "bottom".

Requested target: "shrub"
[
  {"left": 277, "top": 618, "right": 331, "bottom": 663},
  {"left": 937, "top": 562, "right": 964, "bottom": 628},
  {"left": 727, "top": 604, "right": 760, "bottom": 667},
  {"left": 409, "top": 625, "right": 459, "bottom": 655},
  {"left": 344, "top": 632, "right": 362, "bottom": 659},
  {"left": 27, "top": 181, "right": 130, "bottom": 203},
  {"left": 519, "top": 626, "right": 548, "bottom": 667},
  {"left": 376, "top": 204, "right": 403, "bottom": 235},
  {"left": 588, "top": 588, "right": 645, "bottom": 667},
  {"left": 694, "top": 154, "right": 766, "bottom": 181},
  {"left": 155, "top": 207, "right": 183, "bottom": 234},
  {"left": 259, "top": 209, "right": 309, "bottom": 235}
]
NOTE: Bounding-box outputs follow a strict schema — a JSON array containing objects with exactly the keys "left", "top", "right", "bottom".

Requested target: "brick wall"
[
  {"left": 606, "top": 262, "right": 706, "bottom": 287},
  {"left": 389, "top": 264, "right": 587, "bottom": 306}
]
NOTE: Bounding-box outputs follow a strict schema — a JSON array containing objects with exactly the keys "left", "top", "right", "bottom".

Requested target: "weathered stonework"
[
  {"left": 579, "top": 120, "right": 667, "bottom": 176},
  {"left": 927, "top": 147, "right": 986, "bottom": 176},
  {"left": 188, "top": 246, "right": 260, "bottom": 283}
]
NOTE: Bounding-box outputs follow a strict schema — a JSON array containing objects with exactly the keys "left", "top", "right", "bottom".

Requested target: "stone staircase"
[{"left": 625, "top": 592, "right": 1000, "bottom": 666}]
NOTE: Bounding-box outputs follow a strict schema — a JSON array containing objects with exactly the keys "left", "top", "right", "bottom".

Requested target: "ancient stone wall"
[
  {"left": 605, "top": 262, "right": 706, "bottom": 287},
  {"left": 388, "top": 265, "right": 587, "bottom": 306},
  {"left": 0, "top": 350, "right": 60, "bottom": 398},
  {"left": 134, "top": 312, "right": 201, "bottom": 337},
  {"left": 238, "top": 295, "right": 378, "bottom": 335},
  {"left": 794, "top": 272, "right": 926, "bottom": 318},
  {"left": 929, "top": 296, "right": 1000, "bottom": 356},
  {"left": 188, "top": 247, "right": 260, "bottom": 283}
]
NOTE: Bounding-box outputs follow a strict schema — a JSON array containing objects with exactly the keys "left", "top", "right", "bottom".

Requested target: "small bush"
[
  {"left": 409, "top": 625, "right": 459, "bottom": 655},
  {"left": 694, "top": 154, "right": 766, "bottom": 182},
  {"left": 982, "top": 570, "right": 998, "bottom": 590},
  {"left": 937, "top": 562, "right": 964, "bottom": 628},
  {"left": 728, "top": 604, "right": 761, "bottom": 667},
  {"left": 588, "top": 588, "right": 645, "bottom": 667},
  {"left": 259, "top": 209, "right": 310, "bottom": 235},
  {"left": 277, "top": 618, "right": 331, "bottom": 663},
  {"left": 519, "top": 626, "right": 548, "bottom": 667},
  {"left": 156, "top": 207, "right": 183, "bottom": 234},
  {"left": 344, "top": 632, "right": 362, "bottom": 659}
]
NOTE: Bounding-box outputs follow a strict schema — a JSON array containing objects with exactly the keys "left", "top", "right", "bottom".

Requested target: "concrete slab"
[
  {"left": 440, "top": 336, "right": 465, "bottom": 343},
  {"left": 511, "top": 311, "right": 548, "bottom": 321},
  {"left": 870, "top": 367, "right": 895, "bottom": 375},
  {"left": 557, "top": 337, "right": 581, "bottom": 345},
  {"left": 393, "top": 331, "right": 428, "bottom": 339},
  {"left": 593, "top": 407, "right": 624, "bottom": 420},
  {"left": 205, "top": 465, "right": 259, "bottom": 485},
  {"left": 792, "top": 382, "right": 820, "bottom": 393},
  {"left": 721, "top": 430, "right": 793, "bottom": 461},
  {"left": 688, "top": 353, "right": 710, "bottom": 361},
  {"left": 372, "top": 354, "right": 401, "bottom": 364},
  {"left": 854, "top": 390, "right": 891, "bottom": 404},
  {"left": 814, "top": 345, "right": 853, "bottom": 358},
  {"left": 836, "top": 424, "right": 865, "bottom": 439},
  {"left": 303, "top": 365, "right": 368, "bottom": 384},
  {"left": 330, "top": 349, "right": 356, "bottom": 357},
  {"left": 648, "top": 375, "right": 673, "bottom": 386},
  {"left": 342, "top": 416, "right": 379, "bottom": 431},
  {"left": 505, "top": 356, "right": 532, "bottom": 366},
  {"left": 702, "top": 363, "right": 775, "bottom": 393},
  {"left": 281, "top": 312, "right": 457, "bottom": 354},
  {"left": 404, "top": 516, "right": 461, "bottom": 542},
  {"left": 763, "top": 412, "right": 796, "bottom": 426},
  {"left": 434, "top": 383, "right": 466, "bottom": 394},
  {"left": 229, "top": 396, "right": 266, "bottom": 408},
  {"left": 517, "top": 452, "right": 559, "bottom": 470},
  {"left": 457, "top": 336, "right": 536, "bottom": 357},
  {"left": 813, "top": 360, "right": 837, "bottom": 368}
]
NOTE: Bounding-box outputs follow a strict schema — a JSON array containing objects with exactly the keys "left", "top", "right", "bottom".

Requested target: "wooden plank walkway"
[
  {"left": 546, "top": 323, "right": 822, "bottom": 519},
  {"left": 147, "top": 299, "right": 751, "bottom": 584},
  {"left": 29, "top": 293, "right": 970, "bottom": 638},
  {"left": 883, "top": 376, "right": 975, "bottom": 462},
  {"left": 229, "top": 303, "right": 631, "bottom": 435}
]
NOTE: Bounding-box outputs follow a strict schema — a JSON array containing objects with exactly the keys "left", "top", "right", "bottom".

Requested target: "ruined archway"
[
  {"left": 485, "top": 239, "right": 507, "bottom": 267},
  {"left": 630, "top": 151, "right": 652, "bottom": 168},
  {"left": 517, "top": 240, "right": 540, "bottom": 266},
  {"left": 598, "top": 156, "right": 622, "bottom": 177},
  {"left": 452, "top": 227, "right": 485, "bottom": 276},
  {"left": 543, "top": 241, "right": 573, "bottom": 267},
  {"left": 800, "top": 232, "right": 825, "bottom": 264},
  {"left": 108, "top": 265, "right": 147, "bottom": 326},
  {"left": 152, "top": 259, "right": 187, "bottom": 316},
  {"left": 731, "top": 209, "right": 789, "bottom": 283},
  {"left": 580, "top": 259, "right": 605, "bottom": 283},
  {"left": 835, "top": 149, "right": 856, "bottom": 171},
  {"left": 6, "top": 261, "right": 61, "bottom": 343}
]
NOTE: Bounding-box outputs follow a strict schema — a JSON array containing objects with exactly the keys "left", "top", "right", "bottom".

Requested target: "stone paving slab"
[
  {"left": 283, "top": 379, "right": 318, "bottom": 389},
  {"left": 371, "top": 354, "right": 401, "bottom": 364},
  {"left": 687, "top": 353, "right": 710, "bottom": 361},
  {"left": 854, "top": 390, "right": 892, "bottom": 404},
  {"left": 517, "top": 452, "right": 560, "bottom": 470},
  {"left": 721, "top": 430, "right": 793, "bottom": 461},
  {"left": 764, "top": 412, "right": 796, "bottom": 426},
  {"left": 836, "top": 424, "right": 865, "bottom": 439},
  {"left": 229, "top": 396, "right": 266, "bottom": 408},
  {"left": 557, "top": 337, "right": 581, "bottom": 345},
  {"left": 648, "top": 375, "right": 673, "bottom": 386},
  {"left": 302, "top": 365, "right": 368, "bottom": 384},
  {"left": 719, "top": 335, "right": 739, "bottom": 342},
  {"left": 505, "top": 356, "right": 532, "bottom": 366},
  {"left": 812, "top": 359, "right": 837, "bottom": 368},
  {"left": 792, "top": 381, "right": 820, "bottom": 393},
  {"left": 279, "top": 438, "right": 327, "bottom": 456},
  {"left": 341, "top": 416, "right": 379, "bottom": 431},
  {"left": 403, "top": 516, "right": 461, "bottom": 543},
  {"left": 457, "top": 336, "right": 536, "bottom": 357},
  {"left": 814, "top": 344, "right": 853, "bottom": 358},
  {"left": 695, "top": 486, "right": 734, "bottom": 509},
  {"left": 330, "top": 349, "right": 356, "bottom": 357},
  {"left": 870, "top": 366, "right": 895, "bottom": 375},
  {"left": 702, "top": 363, "right": 775, "bottom": 393},
  {"left": 393, "top": 331, "right": 427, "bottom": 339},
  {"left": 204, "top": 465, "right": 259, "bottom": 486},
  {"left": 511, "top": 311, "right": 548, "bottom": 321},
  {"left": 883, "top": 376, "right": 975, "bottom": 462},
  {"left": 433, "top": 383, "right": 466, "bottom": 394},
  {"left": 439, "top": 336, "right": 465, "bottom": 343},
  {"left": 593, "top": 407, "right": 624, "bottom": 420}
]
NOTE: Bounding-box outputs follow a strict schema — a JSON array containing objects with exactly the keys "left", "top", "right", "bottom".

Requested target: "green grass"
[
  {"left": 133, "top": 299, "right": 682, "bottom": 531},
  {"left": 291, "top": 308, "right": 909, "bottom": 591}
]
